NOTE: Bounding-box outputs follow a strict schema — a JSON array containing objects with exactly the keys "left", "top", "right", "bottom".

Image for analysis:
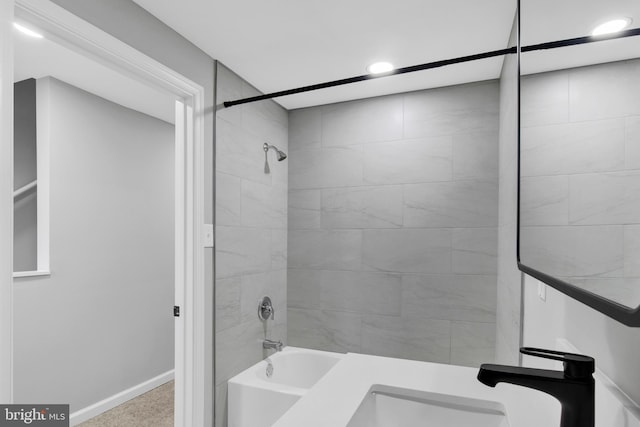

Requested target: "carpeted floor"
[{"left": 78, "top": 381, "right": 174, "bottom": 427}]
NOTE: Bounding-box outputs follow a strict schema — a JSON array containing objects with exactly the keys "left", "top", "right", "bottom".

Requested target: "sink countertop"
[{"left": 273, "top": 352, "right": 560, "bottom": 427}]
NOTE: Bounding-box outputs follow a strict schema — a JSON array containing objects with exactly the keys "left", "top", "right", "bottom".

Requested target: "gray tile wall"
[
  {"left": 495, "top": 18, "right": 523, "bottom": 366},
  {"left": 287, "top": 81, "right": 500, "bottom": 367},
  {"left": 520, "top": 58, "right": 640, "bottom": 306},
  {"left": 215, "top": 64, "right": 288, "bottom": 427}
]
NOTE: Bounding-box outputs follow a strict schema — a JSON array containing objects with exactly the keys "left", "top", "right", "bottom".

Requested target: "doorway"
[{"left": 1, "top": 1, "right": 207, "bottom": 426}]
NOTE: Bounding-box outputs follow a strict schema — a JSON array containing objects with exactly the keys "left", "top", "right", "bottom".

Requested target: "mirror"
[{"left": 519, "top": 0, "right": 640, "bottom": 324}]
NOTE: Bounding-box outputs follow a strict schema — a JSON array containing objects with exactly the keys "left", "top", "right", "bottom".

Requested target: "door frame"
[{"left": 0, "top": 1, "right": 206, "bottom": 426}]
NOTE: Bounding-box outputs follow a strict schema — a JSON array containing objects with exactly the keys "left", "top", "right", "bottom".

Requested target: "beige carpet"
[{"left": 78, "top": 381, "right": 174, "bottom": 427}]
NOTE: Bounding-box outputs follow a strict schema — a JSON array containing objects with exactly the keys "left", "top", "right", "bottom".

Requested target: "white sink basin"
[
  {"left": 273, "top": 353, "right": 560, "bottom": 427},
  {"left": 347, "top": 385, "right": 510, "bottom": 427}
]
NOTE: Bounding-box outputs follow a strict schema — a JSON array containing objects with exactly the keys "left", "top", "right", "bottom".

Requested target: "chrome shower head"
[
  {"left": 263, "top": 143, "right": 287, "bottom": 174},
  {"left": 275, "top": 149, "right": 287, "bottom": 161}
]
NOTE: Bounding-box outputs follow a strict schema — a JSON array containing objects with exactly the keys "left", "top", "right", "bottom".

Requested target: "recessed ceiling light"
[
  {"left": 366, "top": 62, "right": 394, "bottom": 74},
  {"left": 591, "top": 18, "right": 632, "bottom": 36},
  {"left": 13, "top": 23, "right": 43, "bottom": 39}
]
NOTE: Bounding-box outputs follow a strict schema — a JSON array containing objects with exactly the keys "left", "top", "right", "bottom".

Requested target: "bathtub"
[{"left": 227, "top": 346, "right": 344, "bottom": 427}]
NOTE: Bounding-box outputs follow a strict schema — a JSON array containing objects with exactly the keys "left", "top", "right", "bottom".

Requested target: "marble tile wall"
[
  {"left": 215, "top": 64, "right": 288, "bottom": 427},
  {"left": 520, "top": 59, "right": 640, "bottom": 307},
  {"left": 287, "top": 81, "right": 500, "bottom": 367},
  {"left": 495, "top": 19, "right": 523, "bottom": 366}
]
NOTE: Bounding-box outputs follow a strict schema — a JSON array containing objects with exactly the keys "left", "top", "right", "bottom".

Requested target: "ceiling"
[
  {"left": 131, "top": 0, "right": 517, "bottom": 109},
  {"left": 521, "top": 0, "right": 640, "bottom": 44},
  {"left": 12, "top": 0, "right": 638, "bottom": 114},
  {"left": 14, "top": 23, "right": 176, "bottom": 124},
  {"left": 521, "top": 0, "right": 640, "bottom": 75}
]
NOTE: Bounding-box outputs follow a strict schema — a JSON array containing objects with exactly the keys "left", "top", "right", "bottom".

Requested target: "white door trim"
[
  {"left": 2, "top": 2, "right": 206, "bottom": 426},
  {"left": 0, "top": 0, "right": 15, "bottom": 406}
]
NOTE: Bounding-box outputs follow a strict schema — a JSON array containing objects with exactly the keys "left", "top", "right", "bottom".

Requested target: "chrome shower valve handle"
[{"left": 258, "top": 296, "right": 275, "bottom": 321}]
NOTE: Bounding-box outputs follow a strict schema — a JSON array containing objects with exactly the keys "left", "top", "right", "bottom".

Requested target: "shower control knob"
[{"left": 258, "top": 296, "right": 275, "bottom": 321}]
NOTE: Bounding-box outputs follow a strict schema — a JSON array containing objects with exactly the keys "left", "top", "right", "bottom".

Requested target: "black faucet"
[{"left": 477, "top": 347, "right": 595, "bottom": 427}]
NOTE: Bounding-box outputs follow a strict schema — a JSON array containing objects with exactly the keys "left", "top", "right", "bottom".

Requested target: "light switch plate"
[
  {"left": 537, "top": 281, "right": 546, "bottom": 301},
  {"left": 204, "top": 224, "right": 214, "bottom": 248}
]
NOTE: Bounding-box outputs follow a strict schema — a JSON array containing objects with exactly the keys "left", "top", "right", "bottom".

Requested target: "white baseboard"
[{"left": 69, "top": 369, "right": 174, "bottom": 426}]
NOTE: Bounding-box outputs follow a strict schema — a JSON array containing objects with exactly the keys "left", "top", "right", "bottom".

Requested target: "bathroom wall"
[
  {"left": 495, "top": 17, "right": 523, "bottom": 365},
  {"left": 518, "top": 58, "right": 640, "bottom": 405},
  {"left": 520, "top": 59, "right": 640, "bottom": 305},
  {"left": 523, "top": 276, "right": 640, "bottom": 405},
  {"left": 215, "top": 63, "right": 288, "bottom": 427},
  {"left": 287, "top": 82, "right": 500, "bottom": 367},
  {"left": 45, "top": 1, "right": 216, "bottom": 423},
  {"left": 13, "top": 79, "right": 38, "bottom": 272},
  {"left": 13, "top": 77, "right": 174, "bottom": 411}
]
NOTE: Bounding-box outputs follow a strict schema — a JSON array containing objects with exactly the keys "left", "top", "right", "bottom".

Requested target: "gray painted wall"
[
  {"left": 214, "top": 63, "right": 288, "bottom": 427},
  {"left": 523, "top": 275, "right": 640, "bottom": 405},
  {"left": 13, "top": 79, "right": 37, "bottom": 190},
  {"left": 287, "top": 82, "right": 500, "bottom": 367},
  {"left": 45, "top": 2, "right": 216, "bottom": 423},
  {"left": 13, "top": 79, "right": 37, "bottom": 272},
  {"left": 495, "top": 16, "right": 522, "bottom": 366},
  {"left": 13, "top": 77, "right": 174, "bottom": 411}
]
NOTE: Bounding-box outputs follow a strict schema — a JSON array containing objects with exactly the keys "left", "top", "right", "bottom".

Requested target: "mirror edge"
[{"left": 517, "top": 262, "right": 640, "bottom": 327}]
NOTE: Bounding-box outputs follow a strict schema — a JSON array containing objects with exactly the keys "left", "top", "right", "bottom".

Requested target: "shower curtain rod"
[
  {"left": 222, "top": 27, "right": 640, "bottom": 108},
  {"left": 223, "top": 47, "right": 515, "bottom": 108}
]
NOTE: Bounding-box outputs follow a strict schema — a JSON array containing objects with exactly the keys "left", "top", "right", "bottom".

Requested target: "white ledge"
[{"left": 13, "top": 270, "right": 51, "bottom": 278}]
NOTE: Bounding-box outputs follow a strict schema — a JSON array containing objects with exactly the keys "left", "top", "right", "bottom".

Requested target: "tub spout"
[{"left": 263, "top": 339, "right": 283, "bottom": 352}]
